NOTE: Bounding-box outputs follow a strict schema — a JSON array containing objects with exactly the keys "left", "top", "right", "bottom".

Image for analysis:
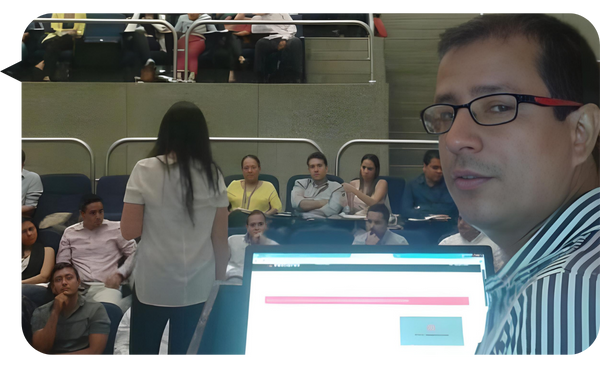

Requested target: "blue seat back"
[
  {"left": 379, "top": 176, "right": 406, "bottom": 215},
  {"left": 100, "top": 302, "right": 123, "bottom": 354},
  {"left": 32, "top": 174, "right": 92, "bottom": 225},
  {"left": 285, "top": 174, "right": 344, "bottom": 212},
  {"left": 83, "top": 13, "right": 127, "bottom": 43},
  {"left": 96, "top": 175, "right": 130, "bottom": 221},
  {"left": 288, "top": 226, "right": 354, "bottom": 245}
]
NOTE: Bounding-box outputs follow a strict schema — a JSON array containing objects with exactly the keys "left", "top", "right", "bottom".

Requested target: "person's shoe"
[
  {"left": 188, "top": 71, "right": 196, "bottom": 82},
  {"left": 140, "top": 59, "right": 156, "bottom": 82}
]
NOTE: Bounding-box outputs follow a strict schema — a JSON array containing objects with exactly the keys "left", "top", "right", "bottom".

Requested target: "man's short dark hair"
[
  {"left": 246, "top": 210, "right": 267, "bottom": 225},
  {"left": 423, "top": 150, "right": 440, "bottom": 166},
  {"left": 50, "top": 262, "right": 80, "bottom": 282},
  {"left": 22, "top": 150, "right": 26, "bottom": 165},
  {"left": 79, "top": 193, "right": 103, "bottom": 213},
  {"left": 307, "top": 152, "right": 328, "bottom": 166},
  {"left": 367, "top": 203, "right": 390, "bottom": 222}
]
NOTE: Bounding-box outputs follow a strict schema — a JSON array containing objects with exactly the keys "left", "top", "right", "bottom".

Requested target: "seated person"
[
  {"left": 174, "top": 13, "right": 217, "bottom": 81},
  {"left": 22, "top": 218, "right": 55, "bottom": 284},
  {"left": 439, "top": 215, "right": 506, "bottom": 272},
  {"left": 123, "top": 14, "right": 157, "bottom": 82},
  {"left": 31, "top": 262, "right": 110, "bottom": 354},
  {"left": 22, "top": 218, "right": 59, "bottom": 306},
  {"left": 56, "top": 194, "right": 136, "bottom": 312},
  {"left": 342, "top": 154, "right": 392, "bottom": 217},
  {"left": 221, "top": 10, "right": 257, "bottom": 82},
  {"left": 400, "top": 150, "right": 458, "bottom": 220},
  {"left": 38, "top": 13, "right": 86, "bottom": 81},
  {"left": 227, "top": 155, "right": 282, "bottom": 215},
  {"left": 22, "top": 150, "right": 43, "bottom": 218},
  {"left": 227, "top": 210, "right": 278, "bottom": 281},
  {"left": 353, "top": 204, "right": 409, "bottom": 245},
  {"left": 251, "top": 13, "right": 303, "bottom": 82},
  {"left": 291, "top": 152, "right": 345, "bottom": 218}
]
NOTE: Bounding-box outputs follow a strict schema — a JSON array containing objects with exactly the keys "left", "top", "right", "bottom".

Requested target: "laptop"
[{"left": 240, "top": 244, "right": 495, "bottom": 356}]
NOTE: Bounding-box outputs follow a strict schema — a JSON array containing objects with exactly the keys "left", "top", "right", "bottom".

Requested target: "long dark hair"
[
  {"left": 19, "top": 216, "right": 38, "bottom": 258},
  {"left": 149, "top": 101, "right": 221, "bottom": 224},
  {"left": 358, "top": 154, "right": 380, "bottom": 196}
]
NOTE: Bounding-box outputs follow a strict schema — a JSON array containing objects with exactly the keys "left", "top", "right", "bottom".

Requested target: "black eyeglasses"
[{"left": 420, "top": 93, "right": 583, "bottom": 135}]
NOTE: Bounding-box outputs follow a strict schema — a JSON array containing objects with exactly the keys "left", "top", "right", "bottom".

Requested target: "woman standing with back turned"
[{"left": 121, "top": 101, "right": 229, "bottom": 354}]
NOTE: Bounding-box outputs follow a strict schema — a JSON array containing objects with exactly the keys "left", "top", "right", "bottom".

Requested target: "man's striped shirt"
[{"left": 476, "top": 187, "right": 600, "bottom": 354}]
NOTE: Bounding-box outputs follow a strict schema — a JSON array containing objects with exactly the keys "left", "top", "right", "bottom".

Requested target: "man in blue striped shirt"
[{"left": 420, "top": 14, "right": 600, "bottom": 354}]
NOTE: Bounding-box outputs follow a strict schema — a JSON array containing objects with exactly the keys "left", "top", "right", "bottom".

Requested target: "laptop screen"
[{"left": 243, "top": 246, "right": 493, "bottom": 356}]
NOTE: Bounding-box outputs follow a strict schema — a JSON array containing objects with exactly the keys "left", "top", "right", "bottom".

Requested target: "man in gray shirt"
[
  {"left": 31, "top": 262, "right": 110, "bottom": 354},
  {"left": 291, "top": 152, "right": 345, "bottom": 218},
  {"left": 22, "top": 150, "right": 43, "bottom": 217}
]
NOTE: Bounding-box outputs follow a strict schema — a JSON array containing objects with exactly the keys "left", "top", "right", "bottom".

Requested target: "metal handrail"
[
  {"left": 32, "top": 18, "right": 178, "bottom": 79},
  {"left": 335, "top": 139, "right": 439, "bottom": 176},
  {"left": 105, "top": 137, "right": 324, "bottom": 176},
  {"left": 22, "top": 138, "right": 95, "bottom": 181},
  {"left": 184, "top": 19, "right": 375, "bottom": 83}
]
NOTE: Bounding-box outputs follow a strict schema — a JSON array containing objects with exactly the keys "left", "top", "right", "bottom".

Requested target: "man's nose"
[{"left": 442, "top": 108, "right": 483, "bottom": 155}]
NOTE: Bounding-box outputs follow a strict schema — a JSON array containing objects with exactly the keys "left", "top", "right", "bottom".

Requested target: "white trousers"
[{"left": 83, "top": 282, "right": 132, "bottom": 313}]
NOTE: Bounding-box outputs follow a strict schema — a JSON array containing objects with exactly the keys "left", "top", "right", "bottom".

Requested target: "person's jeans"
[{"left": 129, "top": 288, "right": 204, "bottom": 354}]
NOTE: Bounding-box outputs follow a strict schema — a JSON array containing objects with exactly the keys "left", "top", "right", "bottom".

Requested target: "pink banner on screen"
[{"left": 265, "top": 296, "right": 469, "bottom": 305}]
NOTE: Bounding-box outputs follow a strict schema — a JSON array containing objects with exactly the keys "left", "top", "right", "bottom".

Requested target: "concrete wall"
[{"left": 22, "top": 82, "right": 388, "bottom": 207}]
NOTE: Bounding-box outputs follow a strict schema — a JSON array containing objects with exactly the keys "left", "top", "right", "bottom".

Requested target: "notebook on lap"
[{"left": 240, "top": 244, "right": 495, "bottom": 356}]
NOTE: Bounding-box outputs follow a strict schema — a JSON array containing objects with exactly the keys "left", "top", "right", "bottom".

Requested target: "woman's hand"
[{"left": 342, "top": 182, "right": 357, "bottom": 194}]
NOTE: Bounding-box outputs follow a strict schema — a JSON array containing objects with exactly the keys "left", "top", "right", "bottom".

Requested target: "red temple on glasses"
[{"left": 533, "top": 96, "right": 583, "bottom": 107}]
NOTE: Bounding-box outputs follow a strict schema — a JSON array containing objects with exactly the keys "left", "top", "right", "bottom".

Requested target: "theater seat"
[
  {"left": 96, "top": 175, "right": 130, "bottom": 221},
  {"left": 32, "top": 174, "right": 92, "bottom": 226},
  {"left": 100, "top": 302, "right": 123, "bottom": 355},
  {"left": 285, "top": 174, "right": 344, "bottom": 212},
  {"left": 37, "top": 227, "right": 63, "bottom": 255},
  {"left": 288, "top": 226, "right": 354, "bottom": 245},
  {"left": 379, "top": 176, "right": 406, "bottom": 215}
]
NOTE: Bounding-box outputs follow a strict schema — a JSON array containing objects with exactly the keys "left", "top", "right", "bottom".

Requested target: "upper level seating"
[{"left": 11, "top": 13, "right": 375, "bottom": 83}]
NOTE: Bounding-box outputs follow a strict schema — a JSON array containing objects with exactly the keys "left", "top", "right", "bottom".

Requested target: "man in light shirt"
[
  {"left": 227, "top": 210, "right": 278, "bottom": 281},
  {"left": 291, "top": 152, "right": 345, "bottom": 218},
  {"left": 439, "top": 214, "right": 506, "bottom": 272},
  {"left": 57, "top": 194, "right": 136, "bottom": 312},
  {"left": 22, "top": 150, "right": 43, "bottom": 217}
]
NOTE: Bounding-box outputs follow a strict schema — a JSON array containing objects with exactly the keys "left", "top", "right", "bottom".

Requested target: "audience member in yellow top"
[
  {"left": 227, "top": 155, "right": 282, "bottom": 215},
  {"left": 39, "top": 13, "right": 87, "bottom": 81}
]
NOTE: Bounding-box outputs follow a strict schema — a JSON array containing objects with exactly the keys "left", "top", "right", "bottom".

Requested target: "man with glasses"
[{"left": 420, "top": 14, "right": 599, "bottom": 354}]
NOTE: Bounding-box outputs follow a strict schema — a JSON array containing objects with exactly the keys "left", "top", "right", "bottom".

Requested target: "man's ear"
[{"left": 571, "top": 103, "right": 600, "bottom": 167}]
